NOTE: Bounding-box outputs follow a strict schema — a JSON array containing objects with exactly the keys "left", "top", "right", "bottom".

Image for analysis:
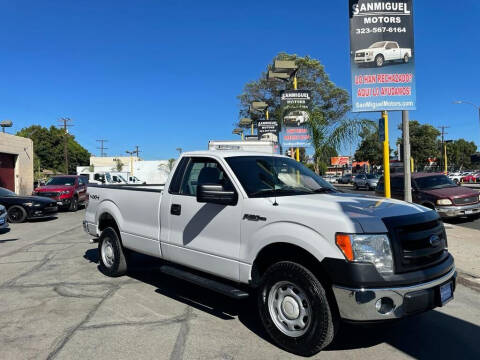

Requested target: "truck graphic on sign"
[{"left": 355, "top": 41, "right": 412, "bottom": 67}]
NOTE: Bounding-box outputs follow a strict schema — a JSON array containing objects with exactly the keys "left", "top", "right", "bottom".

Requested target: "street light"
[
  {"left": 454, "top": 100, "right": 480, "bottom": 139},
  {"left": 126, "top": 150, "right": 135, "bottom": 176},
  {"left": 0, "top": 120, "right": 13, "bottom": 133}
]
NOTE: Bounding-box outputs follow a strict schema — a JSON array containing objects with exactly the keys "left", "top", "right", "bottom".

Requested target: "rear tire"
[
  {"left": 7, "top": 205, "right": 27, "bottom": 223},
  {"left": 258, "top": 261, "right": 337, "bottom": 356},
  {"left": 69, "top": 196, "right": 78, "bottom": 212},
  {"left": 98, "top": 227, "right": 127, "bottom": 277},
  {"left": 403, "top": 54, "right": 409, "bottom": 63}
]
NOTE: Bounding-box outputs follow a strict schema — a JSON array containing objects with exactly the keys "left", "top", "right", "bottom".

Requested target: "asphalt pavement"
[{"left": 0, "top": 211, "right": 479, "bottom": 359}]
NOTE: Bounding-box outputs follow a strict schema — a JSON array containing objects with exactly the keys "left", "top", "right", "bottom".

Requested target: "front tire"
[
  {"left": 375, "top": 54, "right": 384, "bottom": 67},
  {"left": 258, "top": 261, "right": 337, "bottom": 356},
  {"left": 69, "top": 196, "right": 78, "bottom": 212},
  {"left": 7, "top": 205, "right": 28, "bottom": 223},
  {"left": 98, "top": 227, "right": 127, "bottom": 277}
]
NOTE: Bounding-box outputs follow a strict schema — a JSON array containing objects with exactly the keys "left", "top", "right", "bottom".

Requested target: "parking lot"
[{"left": 0, "top": 210, "right": 479, "bottom": 359}]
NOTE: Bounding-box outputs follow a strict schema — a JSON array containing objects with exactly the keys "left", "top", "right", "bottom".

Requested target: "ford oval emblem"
[{"left": 429, "top": 235, "right": 441, "bottom": 247}]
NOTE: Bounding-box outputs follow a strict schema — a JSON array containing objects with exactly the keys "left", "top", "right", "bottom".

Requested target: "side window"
[
  {"left": 391, "top": 177, "right": 404, "bottom": 191},
  {"left": 168, "top": 157, "right": 189, "bottom": 194},
  {"left": 179, "top": 158, "right": 233, "bottom": 196},
  {"left": 78, "top": 177, "right": 85, "bottom": 186}
]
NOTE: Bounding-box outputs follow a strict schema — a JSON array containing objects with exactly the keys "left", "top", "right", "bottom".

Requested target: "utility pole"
[
  {"left": 58, "top": 118, "right": 73, "bottom": 174},
  {"left": 134, "top": 145, "right": 140, "bottom": 158},
  {"left": 402, "top": 111, "right": 412, "bottom": 202},
  {"left": 96, "top": 139, "right": 108, "bottom": 157},
  {"left": 438, "top": 126, "right": 449, "bottom": 172},
  {"left": 382, "top": 111, "right": 391, "bottom": 198}
]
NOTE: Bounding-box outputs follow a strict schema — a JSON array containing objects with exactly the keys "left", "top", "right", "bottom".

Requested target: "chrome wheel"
[
  {"left": 267, "top": 281, "right": 311, "bottom": 337},
  {"left": 376, "top": 55, "right": 384, "bottom": 67},
  {"left": 101, "top": 238, "right": 115, "bottom": 268}
]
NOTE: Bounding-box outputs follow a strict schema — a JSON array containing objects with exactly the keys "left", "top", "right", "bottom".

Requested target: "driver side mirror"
[{"left": 197, "top": 184, "right": 238, "bottom": 206}]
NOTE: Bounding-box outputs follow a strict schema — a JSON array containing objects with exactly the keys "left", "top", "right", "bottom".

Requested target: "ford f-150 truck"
[
  {"left": 83, "top": 151, "right": 456, "bottom": 356},
  {"left": 355, "top": 41, "right": 412, "bottom": 67}
]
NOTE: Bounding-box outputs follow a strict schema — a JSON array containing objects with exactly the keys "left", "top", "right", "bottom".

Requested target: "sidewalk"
[{"left": 444, "top": 223, "right": 480, "bottom": 290}]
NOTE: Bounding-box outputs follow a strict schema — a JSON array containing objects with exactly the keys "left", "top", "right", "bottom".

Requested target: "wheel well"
[
  {"left": 251, "top": 243, "right": 331, "bottom": 288},
  {"left": 98, "top": 213, "right": 120, "bottom": 238}
]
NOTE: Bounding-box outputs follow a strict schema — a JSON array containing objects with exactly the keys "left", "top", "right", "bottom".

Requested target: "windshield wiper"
[{"left": 312, "top": 187, "right": 336, "bottom": 193}]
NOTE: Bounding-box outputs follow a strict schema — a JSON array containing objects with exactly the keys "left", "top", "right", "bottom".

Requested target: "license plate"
[
  {"left": 440, "top": 282, "right": 453, "bottom": 305},
  {"left": 464, "top": 210, "right": 473, "bottom": 215}
]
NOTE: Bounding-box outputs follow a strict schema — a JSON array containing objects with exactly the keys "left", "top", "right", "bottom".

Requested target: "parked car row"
[
  {"left": 448, "top": 171, "right": 480, "bottom": 184},
  {"left": 376, "top": 173, "right": 480, "bottom": 219},
  {"left": 0, "top": 175, "right": 86, "bottom": 224}
]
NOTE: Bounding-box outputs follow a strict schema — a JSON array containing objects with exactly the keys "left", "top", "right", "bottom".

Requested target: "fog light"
[{"left": 375, "top": 297, "right": 395, "bottom": 314}]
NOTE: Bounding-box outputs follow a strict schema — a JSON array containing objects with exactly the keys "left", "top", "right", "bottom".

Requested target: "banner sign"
[
  {"left": 280, "top": 90, "right": 312, "bottom": 111},
  {"left": 257, "top": 120, "right": 279, "bottom": 142},
  {"left": 331, "top": 156, "right": 350, "bottom": 166},
  {"left": 280, "top": 127, "right": 311, "bottom": 147},
  {"left": 349, "top": 0, "right": 416, "bottom": 112}
]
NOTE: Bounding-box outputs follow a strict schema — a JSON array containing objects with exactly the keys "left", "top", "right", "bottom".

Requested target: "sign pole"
[
  {"left": 402, "top": 110, "right": 412, "bottom": 202},
  {"left": 293, "top": 75, "right": 300, "bottom": 161},
  {"left": 382, "top": 110, "right": 391, "bottom": 198}
]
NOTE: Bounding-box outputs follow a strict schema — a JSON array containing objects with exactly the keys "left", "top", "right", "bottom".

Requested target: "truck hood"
[
  {"left": 35, "top": 185, "right": 75, "bottom": 192},
  {"left": 420, "top": 186, "right": 478, "bottom": 200},
  {"left": 276, "top": 192, "right": 431, "bottom": 233},
  {"left": 356, "top": 48, "right": 372, "bottom": 53}
]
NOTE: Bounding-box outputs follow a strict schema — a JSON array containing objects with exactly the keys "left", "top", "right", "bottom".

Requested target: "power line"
[
  {"left": 96, "top": 139, "right": 108, "bottom": 157},
  {"left": 58, "top": 117, "right": 73, "bottom": 174}
]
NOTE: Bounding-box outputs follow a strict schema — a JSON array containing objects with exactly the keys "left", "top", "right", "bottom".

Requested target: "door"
[
  {"left": 0, "top": 153, "right": 15, "bottom": 192},
  {"left": 386, "top": 42, "right": 399, "bottom": 60},
  {"left": 162, "top": 156, "right": 242, "bottom": 281},
  {"left": 77, "top": 177, "right": 87, "bottom": 202}
]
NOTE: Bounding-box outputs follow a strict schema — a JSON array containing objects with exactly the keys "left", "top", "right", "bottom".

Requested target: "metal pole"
[
  {"left": 402, "top": 110, "right": 412, "bottom": 202},
  {"left": 382, "top": 111, "right": 391, "bottom": 198},
  {"left": 444, "top": 143, "right": 448, "bottom": 174},
  {"left": 293, "top": 75, "right": 300, "bottom": 162}
]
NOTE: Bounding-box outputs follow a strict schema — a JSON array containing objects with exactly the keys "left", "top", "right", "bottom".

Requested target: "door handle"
[{"left": 171, "top": 204, "right": 181, "bottom": 216}]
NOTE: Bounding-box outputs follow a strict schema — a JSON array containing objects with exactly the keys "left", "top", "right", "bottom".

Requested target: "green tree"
[
  {"left": 112, "top": 158, "right": 124, "bottom": 172},
  {"left": 397, "top": 121, "right": 440, "bottom": 169},
  {"left": 237, "top": 53, "right": 373, "bottom": 173},
  {"left": 354, "top": 124, "right": 383, "bottom": 166},
  {"left": 446, "top": 139, "right": 477, "bottom": 170},
  {"left": 16, "top": 125, "right": 91, "bottom": 174}
]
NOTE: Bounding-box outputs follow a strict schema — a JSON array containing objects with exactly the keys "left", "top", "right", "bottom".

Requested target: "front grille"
[
  {"left": 383, "top": 212, "right": 448, "bottom": 274},
  {"left": 356, "top": 52, "right": 365, "bottom": 57},
  {"left": 37, "top": 192, "right": 59, "bottom": 198},
  {"left": 453, "top": 196, "right": 478, "bottom": 206}
]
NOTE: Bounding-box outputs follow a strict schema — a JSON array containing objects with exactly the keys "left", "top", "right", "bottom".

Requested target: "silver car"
[
  {"left": 0, "top": 204, "right": 8, "bottom": 230},
  {"left": 353, "top": 174, "right": 379, "bottom": 190}
]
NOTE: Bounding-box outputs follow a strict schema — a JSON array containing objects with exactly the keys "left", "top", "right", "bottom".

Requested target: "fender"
[
  {"left": 96, "top": 199, "right": 124, "bottom": 235},
  {"left": 240, "top": 221, "right": 345, "bottom": 283}
]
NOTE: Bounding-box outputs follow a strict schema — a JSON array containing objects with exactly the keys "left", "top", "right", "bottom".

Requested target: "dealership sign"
[
  {"left": 349, "top": 0, "right": 416, "bottom": 112},
  {"left": 257, "top": 120, "right": 279, "bottom": 142},
  {"left": 331, "top": 156, "right": 350, "bottom": 166},
  {"left": 279, "top": 90, "right": 312, "bottom": 148},
  {"left": 280, "top": 90, "right": 312, "bottom": 110}
]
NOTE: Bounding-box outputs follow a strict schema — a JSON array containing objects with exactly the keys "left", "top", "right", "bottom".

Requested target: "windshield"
[
  {"left": 414, "top": 175, "right": 457, "bottom": 190},
  {"left": 0, "top": 187, "right": 16, "bottom": 196},
  {"left": 226, "top": 156, "right": 336, "bottom": 198},
  {"left": 45, "top": 177, "right": 75, "bottom": 186},
  {"left": 369, "top": 41, "right": 386, "bottom": 48},
  {"left": 366, "top": 174, "right": 376, "bottom": 179}
]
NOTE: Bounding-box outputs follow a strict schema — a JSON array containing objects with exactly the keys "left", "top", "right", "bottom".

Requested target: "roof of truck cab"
[{"left": 181, "top": 150, "right": 288, "bottom": 158}]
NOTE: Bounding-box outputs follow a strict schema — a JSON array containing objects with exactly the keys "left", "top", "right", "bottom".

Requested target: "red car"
[
  {"left": 461, "top": 173, "right": 480, "bottom": 183},
  {"left": 34, "top": 175, "right": 88, "bottom": 211}
]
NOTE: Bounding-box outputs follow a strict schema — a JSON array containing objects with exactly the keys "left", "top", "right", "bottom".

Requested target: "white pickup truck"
[
  {"left": 84, "top": 151, "right": 456, "bottom": 356},
  {"left": 355, "top": 41, "right": 412, "bottom": 67}
]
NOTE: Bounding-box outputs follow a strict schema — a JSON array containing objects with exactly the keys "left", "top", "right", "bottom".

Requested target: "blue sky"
[{"left": 2, "top": 0, "right": 479, "bottom": 159}]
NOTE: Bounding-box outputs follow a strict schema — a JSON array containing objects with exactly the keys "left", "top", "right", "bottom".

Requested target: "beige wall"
[{"left": 0, "top": 133, "right": 34, "bottom": 195}]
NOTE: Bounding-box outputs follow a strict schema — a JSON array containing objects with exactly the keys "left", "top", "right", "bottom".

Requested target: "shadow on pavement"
[
  {"left": 83, "top": 248, "right": 480, "bottom": 358},
  {"left": 0, "top": 238, "right": 19, "bottom": 244},
  {"left": 28, "top": 216, "right": 58, "bottom": 223},
  {"left": 443, "top": 216, "right": 479, "bottom": 225},
  {"left": 329, "top": 311, "right": 480, "bottom": 358}
]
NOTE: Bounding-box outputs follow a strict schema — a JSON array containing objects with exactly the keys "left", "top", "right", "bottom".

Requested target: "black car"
[{"left": 0, "top": 187, "right": 58, "bottom": 223}]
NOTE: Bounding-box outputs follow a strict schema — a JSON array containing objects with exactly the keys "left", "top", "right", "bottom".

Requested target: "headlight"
[
  {"left": 60, "top": 190, "right": 72, "bottom": 195},
  {"left": 436, "top": 199, "right": 453, "bottom": 206},
  {"left": 336, "top": 233, "right": 393, "bottom": 274},
  {"left": 33, "top": 203, "right": 42, "bottom": 207}
]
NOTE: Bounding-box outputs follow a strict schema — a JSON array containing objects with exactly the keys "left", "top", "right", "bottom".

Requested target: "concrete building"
[
  {"left": 0, "top": 133, "right": 34, "bottom": 195},
  {"left": 90, "top": 156, "right": 139, "bottom": 168}
]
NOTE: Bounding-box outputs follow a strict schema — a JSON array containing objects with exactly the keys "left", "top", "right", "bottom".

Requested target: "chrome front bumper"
[
  {"left": 436, "top": 202, "right": 480, "bottom": 218},
  {"left": 83, "top": 220, "right": 98, "bottom": 237},
  {"left": 332, "top": 268, "right": 456, "bottom": 321}
]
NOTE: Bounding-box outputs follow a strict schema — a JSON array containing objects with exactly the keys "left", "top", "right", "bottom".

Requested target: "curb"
[{"left": 457, "top": 271, "right": 480, "bottom": 293}]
